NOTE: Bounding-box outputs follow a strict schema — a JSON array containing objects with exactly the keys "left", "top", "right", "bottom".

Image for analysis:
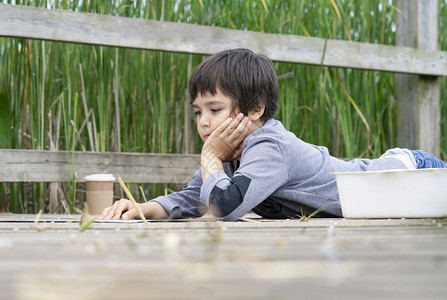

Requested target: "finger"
[
  {"left": 111, "top": 199, "right": 132, "bottom": 220},
  {"left": 215, "top": 116, "right": 250, "bottom": 157},
  {"left": 98, "top": 206, "right": 113, "bottom": 220},
  {"left": 229, "top": 116, "right": 252, "bottom": 143},
  {"left": 212, "top": 117, "right": 233, "bottom": 136},
  {"left": 232, "top": 144, "right": 244, "bottom": 160},
  {"left": 102, "top": 201, "right": 121, "bottom": 220},
  {"left": 122, "top": 206, "right": 139, "bottom": 220},
  {"left": 223, "top": 113, "right": 244, "bottom": 135},
  {"left": 239, "top": 117, "right": 252, "bottom": 138},
  {"left": 112, "top": 199, "right": 130, "bottom": 220}
]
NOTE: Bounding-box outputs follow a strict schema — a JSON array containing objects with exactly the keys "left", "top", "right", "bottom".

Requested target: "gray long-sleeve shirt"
[{"left": 151, "top": 119, "right": 409, "bottom": 221}]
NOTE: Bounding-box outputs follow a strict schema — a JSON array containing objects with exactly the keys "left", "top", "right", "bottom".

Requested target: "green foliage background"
[{"left": 0, "top": 0, "right": 446, "bottom": 212}]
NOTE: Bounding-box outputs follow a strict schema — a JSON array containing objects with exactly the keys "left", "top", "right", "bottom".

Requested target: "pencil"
[{"left": 117, "top": 175, "right": 148, "bottom": 223}]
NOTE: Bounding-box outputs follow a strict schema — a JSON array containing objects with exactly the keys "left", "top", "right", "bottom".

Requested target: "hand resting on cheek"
[{"left": 202, "top": 113, "right": 252, "bottom": 162}]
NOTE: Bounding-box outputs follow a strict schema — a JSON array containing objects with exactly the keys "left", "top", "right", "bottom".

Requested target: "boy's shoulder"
[
  {"left": 248, "top": 119, "right": 289, "bottom": 141},
  {"left": 244, "top": 119, "right": 297, "bottom": 154},
  {"left": 245, "top": 118, "right": 314, "bottom": 157}
]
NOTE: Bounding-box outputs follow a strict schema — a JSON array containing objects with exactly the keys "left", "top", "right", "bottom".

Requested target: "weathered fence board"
[
  {"left": 1, "top": 3, "right": 446, "bottom": 76},
  {"left": 396, "top": 0, "right": 440, "bottom": 156},
  {"left": 0, "top": 150, "right": 200, "bottom": 184}
]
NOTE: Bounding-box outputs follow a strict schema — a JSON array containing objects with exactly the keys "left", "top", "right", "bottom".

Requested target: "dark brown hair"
[{"left": 189, "top": 48, "right": 279, "bottom": 122}]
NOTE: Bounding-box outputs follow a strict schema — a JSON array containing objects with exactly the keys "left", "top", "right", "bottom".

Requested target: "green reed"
[{"left": 0, "top": 0, "right": 446, "bottom": 213}]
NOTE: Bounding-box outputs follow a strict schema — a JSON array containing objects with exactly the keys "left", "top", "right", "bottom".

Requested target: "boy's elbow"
[
  {"left": 208, "top": 202, "right": 243, "bottom": 221},
  {"left": 209, "top": 198, "right": 241, "bottom": 218},
  {"left": 208, "top": 175, "right": 252, "bottom": 219}
]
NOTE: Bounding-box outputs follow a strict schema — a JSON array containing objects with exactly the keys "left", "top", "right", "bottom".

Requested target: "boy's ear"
[{"left": 247, "top": 104, "right": 265, "bottom": 121}]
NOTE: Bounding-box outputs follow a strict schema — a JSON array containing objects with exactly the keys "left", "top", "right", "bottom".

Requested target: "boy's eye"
[
  {"left": 193, "top": 111, "right": 201, "bottom": 116},
  {"left": 211, "top": 108, "right": 221, "bottom": 113}
]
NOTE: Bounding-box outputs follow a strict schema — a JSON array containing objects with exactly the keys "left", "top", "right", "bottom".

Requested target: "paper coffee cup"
[{"left": 84, "top": 174, "right": 115, "bottom": 214}]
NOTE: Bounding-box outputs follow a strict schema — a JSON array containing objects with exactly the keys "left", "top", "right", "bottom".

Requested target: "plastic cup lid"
[{"left": 84, "top": 174, "right": 116, "bottom": 182}]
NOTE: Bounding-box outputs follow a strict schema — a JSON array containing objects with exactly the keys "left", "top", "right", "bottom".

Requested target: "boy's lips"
[{"left": 202, "top": 131, "right": 213, "bottom": 140}]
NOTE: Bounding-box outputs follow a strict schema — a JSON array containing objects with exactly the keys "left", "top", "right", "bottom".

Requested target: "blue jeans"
[{"left": 410, "top": 150, "right": 447, "bottom": 169}]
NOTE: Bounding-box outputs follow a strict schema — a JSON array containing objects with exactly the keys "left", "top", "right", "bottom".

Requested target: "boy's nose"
[{"left": 198, "top": 114, "right": 210, "bottom": 128}]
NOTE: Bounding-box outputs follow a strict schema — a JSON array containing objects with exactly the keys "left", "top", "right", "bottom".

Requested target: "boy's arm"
[
  {"left": 200, "top": 138, "right": 289, "bottom": 221},
  {"left": 149, "top": 168, "right": 207, "bottom": 218},
  {"left": 100, "top": 169, "right": 207, "bottom": 220},
  {"left": 201, "top": 114, "right": 251, "bottom": 182}
]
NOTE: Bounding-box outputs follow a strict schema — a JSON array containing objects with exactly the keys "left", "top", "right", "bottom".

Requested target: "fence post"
[{"left": 396, "top": 0, "right": 440, "bottom": 156}]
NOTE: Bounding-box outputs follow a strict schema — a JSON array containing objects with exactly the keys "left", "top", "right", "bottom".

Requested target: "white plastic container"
[{"left": 333, "top": 168, "right": 447, "bottom": 218}]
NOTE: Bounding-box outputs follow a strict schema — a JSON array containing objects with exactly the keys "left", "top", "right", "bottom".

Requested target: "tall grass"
[{"left": 0, "top": 0, "right": 446, "bottom": 213}]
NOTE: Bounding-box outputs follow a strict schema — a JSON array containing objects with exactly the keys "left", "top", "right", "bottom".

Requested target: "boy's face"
[{"left": 192, "top": 88, "right": 237, "bottom": 142}]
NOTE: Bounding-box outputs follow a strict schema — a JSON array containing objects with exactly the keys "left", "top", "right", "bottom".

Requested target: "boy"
[{"left": 100, "top": 48, "right": 446, "bottom": 222}]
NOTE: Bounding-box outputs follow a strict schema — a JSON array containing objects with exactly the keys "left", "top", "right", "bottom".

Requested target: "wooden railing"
[
  {"left": 0, "top": 1, "right": 445, "bottom": 184},
  {"left": 0, "top": 4, "right": 445, "bottom": 76},
  {"left": 0, "top": 149, "right": 199, "bottom": 184}
]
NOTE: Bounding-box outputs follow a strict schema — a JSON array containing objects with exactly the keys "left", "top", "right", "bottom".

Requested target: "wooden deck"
[{"left": 0, "top": 214, "right": 446, "bottom": 300}]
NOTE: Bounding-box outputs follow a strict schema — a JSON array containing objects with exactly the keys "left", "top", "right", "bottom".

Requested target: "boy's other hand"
[
  {"left": 203, "top": 113, "right": 252, "bottom": 162},
  {"left": 98, "top": 199, "right": 137, "bottom": 220},
  {"left": 98, "top": 199, "right": 169, "bottom": 220}
]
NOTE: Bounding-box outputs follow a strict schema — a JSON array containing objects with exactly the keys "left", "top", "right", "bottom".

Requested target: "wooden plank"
[
  {"left": 0, "top": 213, "right": 444, "bottom": 229},
  {"left": 0, "top": 149, "right": 200, "bottom": 184},
  {"left": 5, "top": 264, "right": 446, "bottom": 300},
  {"left": 396, "top": 0, "right": 440, "bottom": 155},
  {"left": 0, "top": 215, "right": 446, "bottom": 300},
  {"left": 1, "top": 4, "right": 446, "bottom": 76}
]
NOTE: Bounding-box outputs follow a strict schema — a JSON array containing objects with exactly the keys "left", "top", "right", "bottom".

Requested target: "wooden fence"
[
  {"left": 0, "top": 149, "right": 199, "bottom": 184},
  {"left": 0, "top": 1, "right": 445, "bottom": 184}
]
